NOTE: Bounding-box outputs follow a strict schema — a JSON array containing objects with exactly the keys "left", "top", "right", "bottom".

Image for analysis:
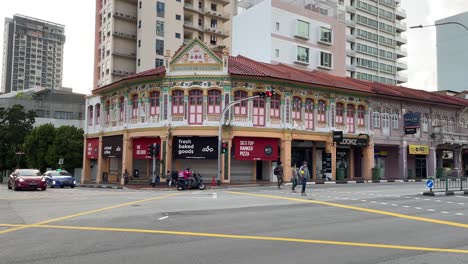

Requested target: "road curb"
[
  {"left": 283, "top": 179, "right": 418, "bottom": 186},
  {"left": 423, "top": 190, "right": 465, "bottom": 196},
  {"left": 78, "top": 184, "right": 123, "bottom": 189}
]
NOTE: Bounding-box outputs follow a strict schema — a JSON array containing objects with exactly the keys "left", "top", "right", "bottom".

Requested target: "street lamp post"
[{"left": 410, "top": 22, "right": 468, "bottom": 32}]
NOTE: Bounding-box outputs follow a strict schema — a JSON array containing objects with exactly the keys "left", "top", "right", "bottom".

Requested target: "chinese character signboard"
[{"left": 86, "top": 138, "right": 99, "bottom": 159}]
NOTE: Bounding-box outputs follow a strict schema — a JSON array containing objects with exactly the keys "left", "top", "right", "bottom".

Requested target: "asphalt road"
[{"left": 1, "top": 183, "right": 468, "bottom": 264}]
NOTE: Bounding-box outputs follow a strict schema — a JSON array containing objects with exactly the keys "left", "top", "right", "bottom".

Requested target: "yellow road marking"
[
  {"left": 0, "top": 223, "right": 466, "bottom": 254},
  {"left": 0, "top": 193, "right": 179, "bottom": 235},
  {"left": 226, "top": 191, "right": 468, "bottom": 229}
]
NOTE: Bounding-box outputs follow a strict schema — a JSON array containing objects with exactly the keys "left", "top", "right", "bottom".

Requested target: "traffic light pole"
[{"left": 217, "top": 95, "right": 260, "bottom": 185}]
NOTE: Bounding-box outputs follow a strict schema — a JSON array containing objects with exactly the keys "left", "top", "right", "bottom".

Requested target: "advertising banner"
[
  {"left": 86, "top": 138, "right": 99, "bottom": 159},
  {"left": 102, "top": 135, "right": 123, "bottom": 158},
  {"left": 173, "top": 137, "right": 218, "bottom": 160},
  {"left": 404, "top": 112, "right": 421, "bottom": 128},
  {"left": 408, "top": 145, "right": 429, "bottom": 155},
  {"left": 133, "top": 137, "right": 161, "bottom": 159},
  {"left": 233, "top": 137, "right": 278, "bottom": 161}
]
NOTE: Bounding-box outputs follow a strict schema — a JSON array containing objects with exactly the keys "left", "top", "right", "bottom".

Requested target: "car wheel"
[
  {"left": 71, "top": 185, "right": 75, "bottom": 188},
  {"left": 41, "top": 187, "right": 46, "bottom": 191},
  {"left": 60, "top": 185, "right": 64, "bottom": 188},
  {"left": 47, "top": 181, "right": 52, "bottom": 188},
  {"left": 198, "top": 183, "right": 206, "bottom": 190},
  {"left": 14, "top": 183, "right": 20, "bottom": 191}
]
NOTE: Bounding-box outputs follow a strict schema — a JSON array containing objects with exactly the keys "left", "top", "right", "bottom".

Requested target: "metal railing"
[{"left": 428, "top": 177, "right": 468, "bottom": 193}]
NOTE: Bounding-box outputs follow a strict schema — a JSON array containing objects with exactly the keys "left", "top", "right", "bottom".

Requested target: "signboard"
[
  {"left": 404, "top": 112, "right": 421, "bottom": 128},
  {"left": 173, "top": 137, "right": 218, "bottom": 160},
  {"left": 426, "top": 179, "right": 434, "bottom": 189},
  {"left": 86, "top": 138, "right": 99, "bottom": 159},
  {"left": 337, "top": 137, "right": 368, "bottom": 147},
  {"left": 404, "top": 128, "right": 417, "bottom": 134},
  {"left": 332, "top": 131, "right": 343, "bottom": 143},
  {"left": 322, "top": 153, "right": 332, "bottom": 173},
  {"left": 442, "top": 150, "right": 453, "bottom": 160},
  {"left": 133, "top": 137, "right": 161, "bottom": 159},
  {"left": 408, "top": 145, "right": 429, "bottom": 155},
  {"left": 102, "top": 135, "right": 123, "bottom": 158},
  {"left": 233, "top": 137, "right": 278, "bottom": 161}
]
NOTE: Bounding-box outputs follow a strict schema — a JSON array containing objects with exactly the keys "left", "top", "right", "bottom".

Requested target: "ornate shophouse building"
[{"left": 83, "top": 39, "right": 468, "bottom": 184}]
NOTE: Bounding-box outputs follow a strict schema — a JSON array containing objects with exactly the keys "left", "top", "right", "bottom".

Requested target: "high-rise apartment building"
[
  {"left": 341, "top": 0, "right": 407, "bottom": 85},
  {"left": 436, "top": 11, "right": 468, "bottom": 92},
  {"left": 94, "top": 0, "right": 234, "bottom": 89},
  {"left": 1, "top": 15, "right": 65, "bottom": 94}
]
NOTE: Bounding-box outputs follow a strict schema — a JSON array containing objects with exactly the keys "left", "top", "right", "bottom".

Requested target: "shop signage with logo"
[
  {"left": 102, "top": 135, "right": 123, "bottom": 158},
  {"left": 133, "top": 137, "right": 161, "bottom": 159},
  {"left": 337, "top": 137, "right": 368, "bottom": 147},
  {"left": 173, "top": 137, "right": 218, "bottom": 160},
  {"left": 233, "top": 137, "right": 278, "bottom": 161},
  {"left": 86, "top": 138, "right": 99, "bottom": 159},
  {"left": 442, "top": 150, "right": 453, "bottom": 160},
  {"left": 404, "top": 112, "right": 420, "bottom": 135},
  {"left": 333, "top": 131, "right": 343, "bottom": 143},
  {"left": 322, "top": 153, "right": 332, "bottom": 173},
  {"left": 408, "top": 145, "right": 429, "bottom": 155}
]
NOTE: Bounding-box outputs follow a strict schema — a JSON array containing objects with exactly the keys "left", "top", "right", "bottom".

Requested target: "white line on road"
[
  {"left": 458, "top": 203, "right": 465, "bottom": 205},
  {"left": 441, "top": 211, "right": 449, "bottom": 214},
  {"left": 456, "top": 213, "right": 464, "bottom": 216},
  {"left": 158, "top": 216, "right": 169, "bottom": 220},
  {"left": 415, "top": 207, "right": 422, "bottom": 210},
  {"left": 435, "top": 200, "right": 442, "bottom": 202},
  {"left": 427, "top": 209, "right": 436, "bottom": 212},
  {"left": 212, "top": 193, "right": 217, "bottom": 199},
  {"left": 456, "top": 196, "right": 468, "bottom": 199},
  {"left": 361, "top": 200, "right": 367, "bottom": 202},
  {"left": 424, "top": 199, "right": 430, "bottom": 201},
  {"left": 447, "top": 202, "right": 454, "bottom": 204},
  {"left": 403, "top": 206, "right": 411, "bottom": 208},
  {"left": 392, "top": 204, "right": 398, "bottom": 206},
  {"left": 381, "top": 203, "right": 388, "bottom": 205}
]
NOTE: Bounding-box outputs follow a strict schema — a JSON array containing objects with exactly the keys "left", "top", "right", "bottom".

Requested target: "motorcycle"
[{"left": 176, "top": 171, "right": 205, "bottom": 191}]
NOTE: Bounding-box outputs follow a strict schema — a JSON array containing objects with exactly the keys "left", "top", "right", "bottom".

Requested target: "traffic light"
[
  {"left": 265, "top": 90, "right": 275, "bottom": 97},
  {"left": 221, "top": 142, "right": 228, "bottom": 154},
  {"left": 153, "top": 143, "right": 160, "bottom": 157},
  {"left": 147, "top": 144, "right": 154, "bottom": 157}
]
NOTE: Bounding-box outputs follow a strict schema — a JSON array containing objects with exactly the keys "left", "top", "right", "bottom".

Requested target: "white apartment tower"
[
  {"left": 341, "top": 0, "right": 407, "bottom": 85},
  {"left": 1, "top": 15, "right": 65, "bottom": 94},
  {"left": 94, "top": 0, "right": 234, "bottom": 89}
]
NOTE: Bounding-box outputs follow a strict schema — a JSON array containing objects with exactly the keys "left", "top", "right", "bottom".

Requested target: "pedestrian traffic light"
[
  {"left": 222, "top": 142, "right": 228, "bottom": 154},
  {"left": 153, "top": 143, "right": 160, "bottom": 157},
  {"left": 147, "top": 144, "right": 154, "bottom": 157}
]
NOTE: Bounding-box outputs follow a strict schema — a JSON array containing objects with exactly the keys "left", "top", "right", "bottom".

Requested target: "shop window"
[
  {"left": 95, "top": 103, "right": 101, "bottom": 125},
  {"left": 305, "top": 98, "right": 314, "bottom": 130},
  {"left": 132, "top": 94, "right": 139, "bottom": 118},
  {"left": 172, "top": 90, "right": 184, "bottom": 115},
  {"left": 318, "top": 100, "right": 326, "bottom": 122},
  {"left": 150, "top": 91, "right": 160, "bottom": 116},
  {"left": 357, "top": 105, "right": 365, "bottom": 126},
  {"left": 234, "top": 90, "right": 247, "bottom": 115},
  {"left": 335, "top": 103, "right": 344, "bottom": 124},
  {"left": 347, "top": 104, "right": 355, "bottom": 133},
  {"left": 292, "top": 96, "right": 302, "bottom": 120},
  {"left": 119, "top": 97, "right": 125, "bottom": 121},
  {"left": 88, "top": 105, "right": 94, "bottom": 126},
  {"left": 270, "top": 94, "right": 281, "bottom": 118},
  {"left": 208, "top": 89, "right": 221, "bottom": 114}
]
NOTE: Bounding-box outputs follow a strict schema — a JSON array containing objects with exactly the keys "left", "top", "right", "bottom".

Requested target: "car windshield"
[
  {"left": 18, "top": 170, "right": 41, "bottom": 177},
  {"left": 50, "top": 171, "right": 71, "bottom": 176}
]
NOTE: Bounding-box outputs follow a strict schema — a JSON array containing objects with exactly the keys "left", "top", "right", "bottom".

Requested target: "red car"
[{"left": 8, "top": 169, "right": 47, "bottom": 191}]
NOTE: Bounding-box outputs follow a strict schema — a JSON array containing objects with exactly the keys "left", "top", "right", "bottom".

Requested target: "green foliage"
[
  {"left": 24, "top": 124, "right": 56, "bottom": 171},
  {"left": 0, "top": 105, "right": 36, "bottom": 169},
  {"left": 45, "top": 126, "right": 84, "bottom": 172}
]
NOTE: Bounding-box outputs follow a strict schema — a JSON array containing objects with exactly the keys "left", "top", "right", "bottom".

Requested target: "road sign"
[
  {"left": 58, "top": 158, "right": 64, "bottom": 165},
  {"left": 426, "top": 179, "right": 434, "bottom": 189}
]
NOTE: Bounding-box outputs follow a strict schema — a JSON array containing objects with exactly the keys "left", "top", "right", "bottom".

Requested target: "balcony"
[
  {"left": 432, "top": 127, "right": 468, "bottom": 145},
  {"left": 346, "top": 34, "right": 356, "bottom": 42},
  {"left": 210, "top": 0, "right": 230, "bottom": 6},
  {"left": 204, "top": 9, "right": 230, "bottom": 21},
  {"left": 396, "top": 47, "right": 407, "bottom": 58},
  {"left": 395, "top": 34, "right": 407, "bottom": 45},
  {"left": 396, "top": 72, "right": 408, "bottom": 83},
  {"left": 113, "top": 11, "right": 137, "bottom": 22},
  {"left": 395, "top": 8, "right": 406, "bottom": 20},
  {"left": 183, "top": 21, "right": 204, "bottom": 32},
  {"left": 345, "top": 19, "right": 356, "bottom": 28},
  {"left": 396, "top": 61, "right": 407, "bottom": 71},
  {"left": 204, "top": 27, "right": 230, "bottom": 37},
  {"left": 113, "top": 50, "right": 136, "bottom": 59},
  {"left": 346, "top": 5, "right": 356, "bottom": 13},
  {"left": 346, "top": 64, "right": 356, "bottom": 72},
  {"left": 395, "top": 20, "right": 407, "bottom": 32},
  {"left": 113, "top": 31, "right": 137, "bottom": 40},
  {"left": 346, "top": 48, "right": 356, "bottom": 57},
  {"left": 184, "top": 3, "right": 203, "bottom": 15}
]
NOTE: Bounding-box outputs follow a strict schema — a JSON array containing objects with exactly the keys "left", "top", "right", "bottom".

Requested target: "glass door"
[{"left": 415, "top": 156, "right": 427, "bottom": 178}]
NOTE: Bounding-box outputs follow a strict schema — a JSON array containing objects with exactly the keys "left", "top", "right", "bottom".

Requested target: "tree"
[
  {"left": 46, "top": 126, "right": 84, "bottom": 172},
  {"left": 24, "top": 124, "right": 56, "bottom": 171},
  {"left": 0, "top": 105, "right": 36, "bottom": 170}
]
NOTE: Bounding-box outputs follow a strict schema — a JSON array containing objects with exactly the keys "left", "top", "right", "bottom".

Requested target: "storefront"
[
  {"left": 464, "top": 150, "right": 468, "bottom": 177},
  {"left": 374, "top": 146, "right": 399, "bottom": 179},
  {"left": 172, "top": 136, "right": 218, "bottom": 179},
  {"left": 132, "top": 137, "right": 161, "bottom": 181},
  {"left": 231, "top": 137, "right": 279, "bottom": 182},
  {"left": 102, "top": 135, "right": 123, "bottom": 183},
  {"left": 408, "top": 145, "right": 429, "bottom": 179},
  {"left": 336, "top": 137, "right": 368, "bottom": 180},
  {"left": 85, "top": 138, "right": 99, "bottom": 181}
]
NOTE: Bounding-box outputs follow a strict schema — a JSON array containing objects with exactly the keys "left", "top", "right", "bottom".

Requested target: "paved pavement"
[{"left": 1, "top": 182, "right": 468, "bottom": 264}]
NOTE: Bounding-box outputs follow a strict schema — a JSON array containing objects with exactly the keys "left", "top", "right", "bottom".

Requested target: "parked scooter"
[{"left": 176, "top": 169, "right": 205, "bottom": 191}]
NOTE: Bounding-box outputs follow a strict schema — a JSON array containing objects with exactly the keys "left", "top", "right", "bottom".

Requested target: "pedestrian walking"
[
  {"left": 122, "top": 169, "right": 129, "bottom": 185},
  {"left": 274, "top": 162, "right": 284, "bottom": 189},
  {"left": 291, "top": 164, "right": 298, "bottom": 193},
  {"left": 298, "top": 161, "right": 310, "bottom": 196}
]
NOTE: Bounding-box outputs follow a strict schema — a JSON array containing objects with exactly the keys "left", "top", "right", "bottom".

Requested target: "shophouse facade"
[{"left": 83, "top": 39, "right": 468, "bottom": 184}]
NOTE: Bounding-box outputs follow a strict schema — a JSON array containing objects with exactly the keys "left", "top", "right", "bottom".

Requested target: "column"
[
  {"left": 281, "top": 137, "right": 292, "bottom": 182},
  {"left": 81, "top": 138, "right": 90, "bottom": 184},
  {"left": 312, "top": 143, "right": 317, "bottom": 180},
  {"left": 454, "top": 147, "right": 462, "bottom": 177},
  {"left": 159, "top": 136, "right": 167, "bottom": 181},
  {"left": 121, "top": 132, "right": 132, "bottom": 184},
  {"left": 398, "top": 143, "right": 408, "bottom": 179},
  {"left": 349, "top": 148, "right": 355, "bottom": 179},
  {"left": 96, "top": 136, "right": 105, "bottom": 184},
  {"left": 222, "top": 138, "right": 232, "bottom": 183},
  {"left": 362, "top": 139, "right": 374, "bottom": 180},
  {"left": 165, "top": 136, "right": 173, "bottom": 176},
  {"left": 326, "top": 140, "right": 336, "bottom": 180},
  {"left": 428, "top": 147, "right": 436, "bottom": 178}
]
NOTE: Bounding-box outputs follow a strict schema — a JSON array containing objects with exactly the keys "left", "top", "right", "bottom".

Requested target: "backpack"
[{"left": 274, "top": 166, "right": 281, "bottom": 176}]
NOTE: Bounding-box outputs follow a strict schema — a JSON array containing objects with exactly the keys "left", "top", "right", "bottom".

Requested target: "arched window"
[
  {"left": 88, "top": 105, "right": 94, "bottom": 126},
  {"left": 391, "top": 109, "right": 399, "bottom": 129},
  {"left": 150, "top": 91, "right": 160, "bottom": 116},
  {"left": 131, "top": 94, "right": 139, "bottom": 118},
  {"left": 347, "top": 104, "right": 355, "bottom": 133},
  {"left": 189, "top": 89, "right": 203, "bottom": 124},
  {"left": 119, "top": 97, "right": 125, "bottom": 121},
  {"left": 335, "top": 102, "right": 344, "bottom": 124},
  {"left": 357, "top": 105, "right": 365, "bottom": 126},
  {"left": 373, "top": 109, "right": 380, "bottom": 128},
  {"left": 234, "top": 90, "right": 248, "bottom": 115},
  {"left": 318, "top": 100, "right": 326, "bottom": 122},
  {"left": 95, "top": 103, "right": 101, "bottom": 125},
  {"left": 292, "top": 97, "right": 302, "bottom": 120},
  {"left": 270, "top": 94, "right": 281, "bottom": 118},
  {"left": 305, "top": 98, "right": 314, "bottom": 130},
  {"left": 172, "top": 90, "right": 184, "bottom": 115},
  {"left": 207, "top": 89, "right": 221, "bottom": 114}
]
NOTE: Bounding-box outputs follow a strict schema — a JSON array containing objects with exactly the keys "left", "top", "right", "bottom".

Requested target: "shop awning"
[{"left": 233, "top": 137, "right": 278, "bottom": 161}]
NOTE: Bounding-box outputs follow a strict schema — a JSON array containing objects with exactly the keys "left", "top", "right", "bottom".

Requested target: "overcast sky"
[{"left": 1, "top": 0, "right": 468, "bottom": 94}]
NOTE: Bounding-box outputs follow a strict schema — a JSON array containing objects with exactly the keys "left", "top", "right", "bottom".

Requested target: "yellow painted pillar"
[
  {"left": 363, "top": 139, "right": 374, "bottom": 180},
  {"left": 281, "top": 137, "right": 292, "bottom": 182},
  {"left": 165, "top": 136, "right": 173, "bottom": 174},
  {"left": 121, "top": 132, "right": 133, "bottom": 185},
  {"left": 222, "top": 138, "right": 232, "bottom": 183},
  {"left": 252, "top": 161, "right": 257, "bottom": 181},
  {"left": 349, "top": 148, "right": 355, "bottom": 179},
  {"left": 326, "top": 141, "right": 337, "bottom": 180}
]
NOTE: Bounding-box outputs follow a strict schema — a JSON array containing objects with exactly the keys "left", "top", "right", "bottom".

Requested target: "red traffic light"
[{"left": 265, "top": 90, "right": 275, "bottom": 97}]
